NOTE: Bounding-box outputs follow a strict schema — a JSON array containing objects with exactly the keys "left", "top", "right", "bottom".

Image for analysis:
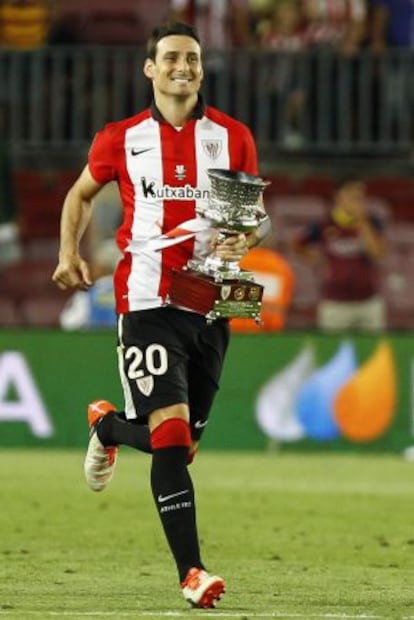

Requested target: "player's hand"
[
  {"left": 212, "top": 232, "right": 249, "bottom": 261},
  {"left": 52, "top": 255, "right": 93, "bottom": 291},
  {"left": 344, "top": 201, "right": 368, "bottom": 225}
]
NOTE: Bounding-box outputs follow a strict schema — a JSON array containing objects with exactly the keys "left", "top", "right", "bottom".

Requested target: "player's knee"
[
  {"left": 187, "top": 440, "right": 199, "bottom": 465},
  {"left": 150, "top": 417, "right": 191, "bottom": 450},
  {"left": 187, "top": 447, "right": 198, "bottom": 465}
]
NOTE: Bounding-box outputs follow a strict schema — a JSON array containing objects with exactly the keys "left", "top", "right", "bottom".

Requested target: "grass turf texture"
[{"left": 1, "top": 450, "right": 414, "bottom": 620}]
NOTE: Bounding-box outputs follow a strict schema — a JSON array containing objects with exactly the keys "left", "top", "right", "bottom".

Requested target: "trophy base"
[
  {"left": 187, "top": 257, "right": 252, "bottom": 281},
  {"left": 167, "top": 268, "right": 263, "bottom": 321}
]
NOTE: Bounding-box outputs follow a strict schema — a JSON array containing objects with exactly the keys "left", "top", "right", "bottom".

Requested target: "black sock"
[
  {"left": 97, "top": 412, "right": 152, "bottom": 454},
  {"left": 151, "top": 446, "right": 203, "bottom": 582}
]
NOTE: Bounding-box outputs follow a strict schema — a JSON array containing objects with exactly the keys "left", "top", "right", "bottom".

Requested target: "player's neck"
[{"left": 154, "top": 93, "right": 198, "bottom": 128}]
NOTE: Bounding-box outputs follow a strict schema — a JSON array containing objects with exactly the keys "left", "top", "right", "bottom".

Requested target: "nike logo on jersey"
[
  {"left": 131, "top": 147, "right": 153, "bottom": 156},
  {"left": 158, "top": 490, "right": 189, "bottom": 503},
  {"left": 194, "top": 420, "right": 208, "bottom": 429}
]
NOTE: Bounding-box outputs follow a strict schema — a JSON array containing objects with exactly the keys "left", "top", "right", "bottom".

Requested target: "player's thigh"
[
  {"left": 188, "top": 319, "right": 230, "bottom": 437},
  {"left": 118, "top": 309, "right": 189, "bottom": 420}
]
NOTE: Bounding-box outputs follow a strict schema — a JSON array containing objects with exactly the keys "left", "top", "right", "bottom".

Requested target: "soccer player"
[
  {"left": 292, "top": 175, "right": 388, "bottom": 332},
  {"left": 52, "top": 22, "right": 269, "bottom": 609}
]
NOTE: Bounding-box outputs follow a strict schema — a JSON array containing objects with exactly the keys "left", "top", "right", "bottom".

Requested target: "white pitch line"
[{"left": 0, "top": 611, "right": 404, "bottom": 619}]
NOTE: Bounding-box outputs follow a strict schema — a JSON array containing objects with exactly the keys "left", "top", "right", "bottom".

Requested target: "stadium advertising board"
[{"left": 0, "top": 330, "right": 413, "bottom": 453}]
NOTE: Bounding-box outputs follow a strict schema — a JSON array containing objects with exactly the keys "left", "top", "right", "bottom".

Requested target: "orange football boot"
[
  {"left": 181, "top": 567, "right": 225, "bottom": 608},
  {"left": 84, "top": 399, "right": 118, "bottom": 492}
]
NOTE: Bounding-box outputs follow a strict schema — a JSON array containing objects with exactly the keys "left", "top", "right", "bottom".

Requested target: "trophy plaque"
[{"left": 167, "top": 168, "right": 270, "bottom": 322}]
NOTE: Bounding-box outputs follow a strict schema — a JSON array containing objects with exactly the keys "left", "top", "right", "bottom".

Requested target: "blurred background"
[{"left": 0, "top": 0, "right": 413, "bottom": 454}]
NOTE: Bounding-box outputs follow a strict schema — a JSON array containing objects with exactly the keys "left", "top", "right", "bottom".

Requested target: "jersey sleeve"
[{"left": 88, "top": 126, "right": 117, "bottom": 184}]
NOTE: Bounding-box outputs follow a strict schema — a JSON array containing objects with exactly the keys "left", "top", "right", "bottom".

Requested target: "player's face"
[
  {"left": 336, "top": 182, "right": 365, "bottom": 214},
  {"left": 145, "top": 35, "right": 203, "bottom": 99}
]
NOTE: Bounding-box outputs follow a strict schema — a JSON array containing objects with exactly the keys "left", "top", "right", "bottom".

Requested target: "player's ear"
[{"left": 143, "top": 58, "right": 154, "bottom": 80}]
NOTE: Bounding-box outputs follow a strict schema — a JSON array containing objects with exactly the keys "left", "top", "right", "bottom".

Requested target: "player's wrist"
[{"left": 251, "top": 215, "right": 271, "bottom": 247}]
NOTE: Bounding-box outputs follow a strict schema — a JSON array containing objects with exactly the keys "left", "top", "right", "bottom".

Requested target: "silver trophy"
[
  {"left": 168, "top": 169, "right": 270, "bottom": 322},
  {"left": 189, "top": 168, "right": 269, "bottom": 279}
]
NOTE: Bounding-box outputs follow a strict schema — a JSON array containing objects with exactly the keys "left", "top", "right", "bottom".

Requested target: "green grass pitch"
[{"left": 1, "top": 449, "right": 414, "bottom": 619}]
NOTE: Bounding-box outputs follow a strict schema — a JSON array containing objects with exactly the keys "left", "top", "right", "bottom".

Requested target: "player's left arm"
[
  {"left": 53, "top": 165, "right": 103, "bottom": 290},
  {"left": 358, "top": 215, "right": 388, "bottom": 261},
  {"left": 246, "top": 201, "right": 272, "bottom": 249},
  {"left": 241, "top": 125, "right": 272, "bottom": 249},
  {"left": 213, "top": 200, "right": 271, "bottom": 260},
  {"left": 214, "top": 125, "right": 272, "bottom": 259}
]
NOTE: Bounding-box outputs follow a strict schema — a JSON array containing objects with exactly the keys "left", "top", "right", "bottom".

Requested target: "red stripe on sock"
[{"left": 150, "top": 418, "right": 191, "bottom": 450}]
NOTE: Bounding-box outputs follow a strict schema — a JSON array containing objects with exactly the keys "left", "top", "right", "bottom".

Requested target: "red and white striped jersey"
[{"left": 88, "top": 100, "right": 258, "bottom": 314}]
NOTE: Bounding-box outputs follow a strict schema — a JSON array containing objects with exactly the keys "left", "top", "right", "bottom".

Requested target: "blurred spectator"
[
  {"left": 291, "top": 175, "right": 388, "bottom": 332},
  {"left": 169, "top": 0, "right": 253, "bottom": 49},
  {"left": 370, "top": 0, "right": 414, "bottom": 54},
  {"left": 258, "top": 0, "right": 308, "bottom": 148},
  {"left": 249, "top": 0, "right": 277, "bottom": 41},
  {"left": 259, "top": 0, "right": 305, "bottom": 47},
  {"left": 249, "top": 0, "right": 275, "bottom": 41},
  {"left": 230, "top": 245, "right": 295, "bottom": 333},
  {"left": 303, "top": 0, "right": 367, "bottom": 56},
  {"left": 0, "top": 0, "right": 50, "bottom": 49}
]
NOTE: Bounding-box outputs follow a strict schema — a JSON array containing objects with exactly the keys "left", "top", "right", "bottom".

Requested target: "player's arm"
[
  {"left": 213, "top": 201, "right": 271, "bottom": 261},
  {"left": 341, "top": 196, "right": 388, "bottom": 261},
  {"left": 246, "top": 200, "right": 271, "bottom": 248},
  {"left": 52, "top": 164, "right": 104, "bottom": 290},
  {"left": 215, "top": 127, "right": 271, "bottom": 259},
  {"left": 239, "top": 128, "right": 271, "bottom": 249},
  {"left": 358, "top": 216, "right": 388, "bottom": 261},
  {"left": 290, "top": 223, "right": 323, "bottom": 264}
]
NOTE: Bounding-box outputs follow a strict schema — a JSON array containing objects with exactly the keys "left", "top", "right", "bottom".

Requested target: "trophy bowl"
[
  {"left": 168, "top": 168, "right": 270, "bottom": 322},
  {"left": 201, "top": 168, "right": 269, "bottom": 233}
]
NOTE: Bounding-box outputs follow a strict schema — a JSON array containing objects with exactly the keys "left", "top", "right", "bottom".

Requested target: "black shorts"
[{"left": 117, "top": 307, "right": 230, "bottom": 440}]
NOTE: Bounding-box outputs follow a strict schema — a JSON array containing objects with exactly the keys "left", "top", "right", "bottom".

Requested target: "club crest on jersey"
[
  {"left": 202, "top": 140, "right": 222, "bottom": 160},
  {"left": 136, "top": 375, "right": 154, "bottom": 397},
  {"left": 175, "top": 165, "right": 186, "bottom": 180}
]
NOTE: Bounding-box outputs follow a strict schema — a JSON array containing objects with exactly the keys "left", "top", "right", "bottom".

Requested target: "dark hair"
[
  {"left": 146, "top": 22, "right": 201, "bottom": 60},
  {"left": 335, "top": 173, "right": 365, "bottom": 190}
]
